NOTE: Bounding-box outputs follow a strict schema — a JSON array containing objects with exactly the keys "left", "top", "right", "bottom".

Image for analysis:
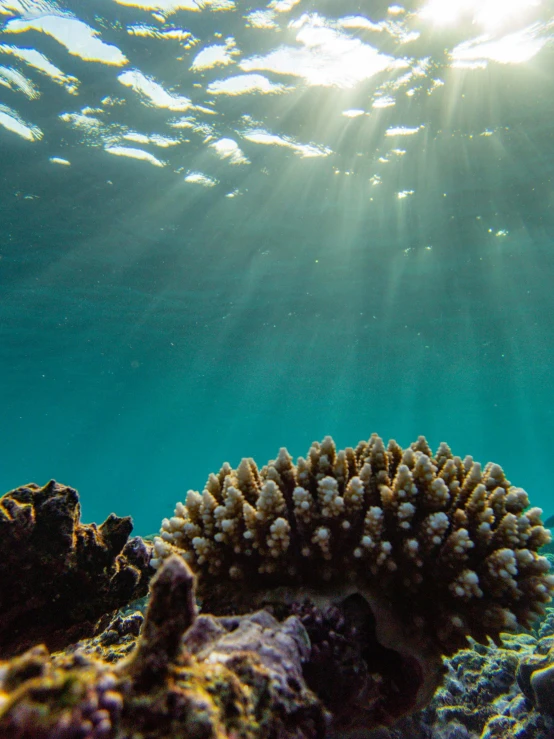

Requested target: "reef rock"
[
  {"left": 0, "top": 555, "right": 327, "bottom": 739},
  {"left": 370, "top": 608, "right": 554, "bottom": 739},
  {"left": 0, "top": 480, "right": 152, "bottom": 657},
  {"left": 2, "top": 434, "right": 554, "bottom": 738},
  {"left": 517, "top": 620, "right": 554, "bottom": 721}
]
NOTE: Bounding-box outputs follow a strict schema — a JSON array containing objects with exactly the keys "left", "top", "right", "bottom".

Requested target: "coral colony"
[
  {"left": 153, "top": 435, "right": 553, "bottom": 651},
  {"left": 1, "top": 434, "right": 554, "bottom": 738}
]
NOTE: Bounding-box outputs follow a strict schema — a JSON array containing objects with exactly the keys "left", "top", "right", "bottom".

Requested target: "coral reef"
[
  {"left": 2, "top": 433, "right": 554, "bottom": 738},
  {"left": 362, "top": 610, "right": 554, "bottom": 739},
  {"left": 0, "top": 480, "right": 152, "bottom": 658},
  {"left": 60, "top": 589, "right": 443, "bottom": 735},
  {"left": 517, "top": 613, "right": 554, "bottom": 721},
  {"left": 0, "top": 555, "right": 327, "bottom": 739},
  {"left": 5, "top": 598, "right": 554, "bottom": 739},
  {"left": 152, "top": 434, "right": 554, "bottom": 657}
]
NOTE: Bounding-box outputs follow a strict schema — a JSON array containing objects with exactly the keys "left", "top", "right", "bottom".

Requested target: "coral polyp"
[{"left": 153, "top": 434, "right": 554, "bottom": 655}]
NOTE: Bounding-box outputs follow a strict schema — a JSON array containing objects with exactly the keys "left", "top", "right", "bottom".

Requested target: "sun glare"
[{"left": 420, "top": 0, "right": 541, "bottom": 30}]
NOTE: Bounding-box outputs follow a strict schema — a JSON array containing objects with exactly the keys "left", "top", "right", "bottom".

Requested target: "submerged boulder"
[{"left": 0, "top": 480, "right": 152, "bottom": 657}]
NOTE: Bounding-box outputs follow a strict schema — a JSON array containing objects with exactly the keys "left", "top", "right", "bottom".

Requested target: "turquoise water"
[{"left": 1, "top": 0, "right": 554, "bottom": 535}]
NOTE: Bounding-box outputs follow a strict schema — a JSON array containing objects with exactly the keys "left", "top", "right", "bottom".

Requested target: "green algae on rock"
[
  {"left": 0, "top": 555, "right": 328, "bottom": 739},
  {"left": 0, "top": 480, "right": 153, "bottom": 658}
]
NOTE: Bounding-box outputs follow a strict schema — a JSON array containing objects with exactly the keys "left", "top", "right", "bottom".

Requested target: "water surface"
[{"left": 1, "top": 0, "right": 554, "bottom": 532}]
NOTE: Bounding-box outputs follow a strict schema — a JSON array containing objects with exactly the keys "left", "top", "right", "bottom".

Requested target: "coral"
[
  {"left": 0, "top": 555, "right": 327, "bottom": 739},
  {"left": 0, "top": 480, "right": 152, "bottom": 658},
  {"left": 518, "top": 623, "right": 554, "bottom": 720},
  {"left": 537, "top": 607, "right": 554, "bottom": 641},
  {"left": 3, "top": 435, "right": 553, "bottom": 738},
  {"left": 60, "top": 590, "right": 442, "bottom": 736},
  {"left": 152, "top": 434, "right": 554, "bottom": 657},
  {"left": 71, "top": 612, "right": 145, "bottom": 664},
  {"left": 368, "top": 629, "right": 554, "bottom": 739},
  {"left": 286, "top": 593, "right": 442, "bottom": 733},
  {"left": 530, "top": 662, "right": 554, "bottom": 718}
]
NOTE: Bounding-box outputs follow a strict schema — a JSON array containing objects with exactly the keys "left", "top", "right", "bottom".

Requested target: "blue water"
[{"left": 1, "top": 0, "right": 554, "bottom": 534}]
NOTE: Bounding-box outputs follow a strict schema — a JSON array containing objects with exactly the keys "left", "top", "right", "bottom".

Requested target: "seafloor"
[{"left": 1, "top": 435, "right": 554, "bottom": 739}]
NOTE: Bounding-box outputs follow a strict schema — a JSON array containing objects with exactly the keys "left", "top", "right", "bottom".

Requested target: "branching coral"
[
  {"left": 152, "top": 434, "right": 554, "bottom": 658},
  {"left": 0, "top": 480, "right": 152, "bottom": 658}
]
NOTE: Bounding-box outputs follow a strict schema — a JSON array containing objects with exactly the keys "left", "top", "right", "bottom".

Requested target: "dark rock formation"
[{"left": 0, "top": 480, "right": 152, "bottom": 657}]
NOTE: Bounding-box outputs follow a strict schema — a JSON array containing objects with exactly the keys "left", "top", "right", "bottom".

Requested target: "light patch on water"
[
  {"left": 0, "top": 0, "right": 548, "bottom": 188},
  {"left": 397, "top": 189, "right": 414, "bottom": 199},
  {"left": 342, "top": 109, "right": 366, "bottom": 118},
  {"left": 192, "top": 121, "right": 215, "bottom": 138},
  {"left": 385, "top": 126, "right": 421, "bottom": 136},
  {"left": 207, "top": 73, "right": 289, "bottom": 95},
  {"left": 3, "top": 15, "right": 128, "bottom": 65},
  {"left": 420, "top": 0, "right": 541, "bottom": 31},
  {"left": 451, "top": 23, "right": 549, "bottom": 66},
  {"left": 123, "top": 132, "right": 181, "bottom": 147},
  {"left": 374, "top": 57, "right": 431, "bottom": 104},
  {"left": 474, "top": 0, "right": 541, "bottom": 30},
  {"left": 0, "top": 43, "right": 79, "bottom": 92},
  {"left": 105, "top": 145, "right": 165, "bottom": 166},
  {"left": 127, "top": 24, "right": 196, "bottom": 45},
  {"left": 210, "top": 137, "right": 249, "bottom": 164},
  {"left": 169, "top": 115, "right": 196, "bottom": 129},
  {"left": 0, "top": 103, "right": 42, "bottom": 140},
  {"left": 242, "top": 129, "right": 332, "bottom": 158},
  {"left": 191, "top": 39, "right": 238, "bottom": 70},
  {"left": 0, "top": 64, "right": 39, "bottom": 98},
  {"left": 385, "top": 20, "right": 421, "bottom": 45},
  {"left": 450, "top": 58, "right": 488, "bottom": 70},
  {"left": 184, "top": 172, "right": 217, "bottom": 186},
  {"left": 60, "top": 111, "right": 103, "bottom": 129},
  {"left": 0, "top": 0, "right": 52, "bottom": 14},
  {"left": 49, "top": 156, "right": 70, "bottom": 165},
  {"left": 428, "top": 78, "right": 445, "bottom": 94},
  {"left": 113, "top": 0, "right": 234, "bottom": 13},
  {"left": 337, "top": 16, "right": 384, "bottom": 32},
  {"left": 268, "top": 0, "right": 301, "bottom": 12},
  {"left": 373, "top": 96, "right": 396, "bottom": 108},
  {"left": 169, "top": 116, "right": 216, "bottom": 143},
  {"left": 240, "top": 13, "right": 400, "bottom": 89},
  {"left": 118, "top": 69, "right": 193, "bottom": 110},
  {"left": 245, "top": 10, "right": 278, "bottom": 29},
  {"left": 59, "top": 111, "right": 106, "bottom": 143}
]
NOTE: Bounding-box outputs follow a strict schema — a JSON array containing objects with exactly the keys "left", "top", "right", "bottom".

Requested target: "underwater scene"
[{"left": 2, "top": 0, "right": 554, "bottom": 737}]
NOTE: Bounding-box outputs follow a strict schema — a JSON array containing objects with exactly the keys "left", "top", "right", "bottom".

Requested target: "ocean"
[{"left": 1, "top": 0, "right": 554, "bottom": 536}]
